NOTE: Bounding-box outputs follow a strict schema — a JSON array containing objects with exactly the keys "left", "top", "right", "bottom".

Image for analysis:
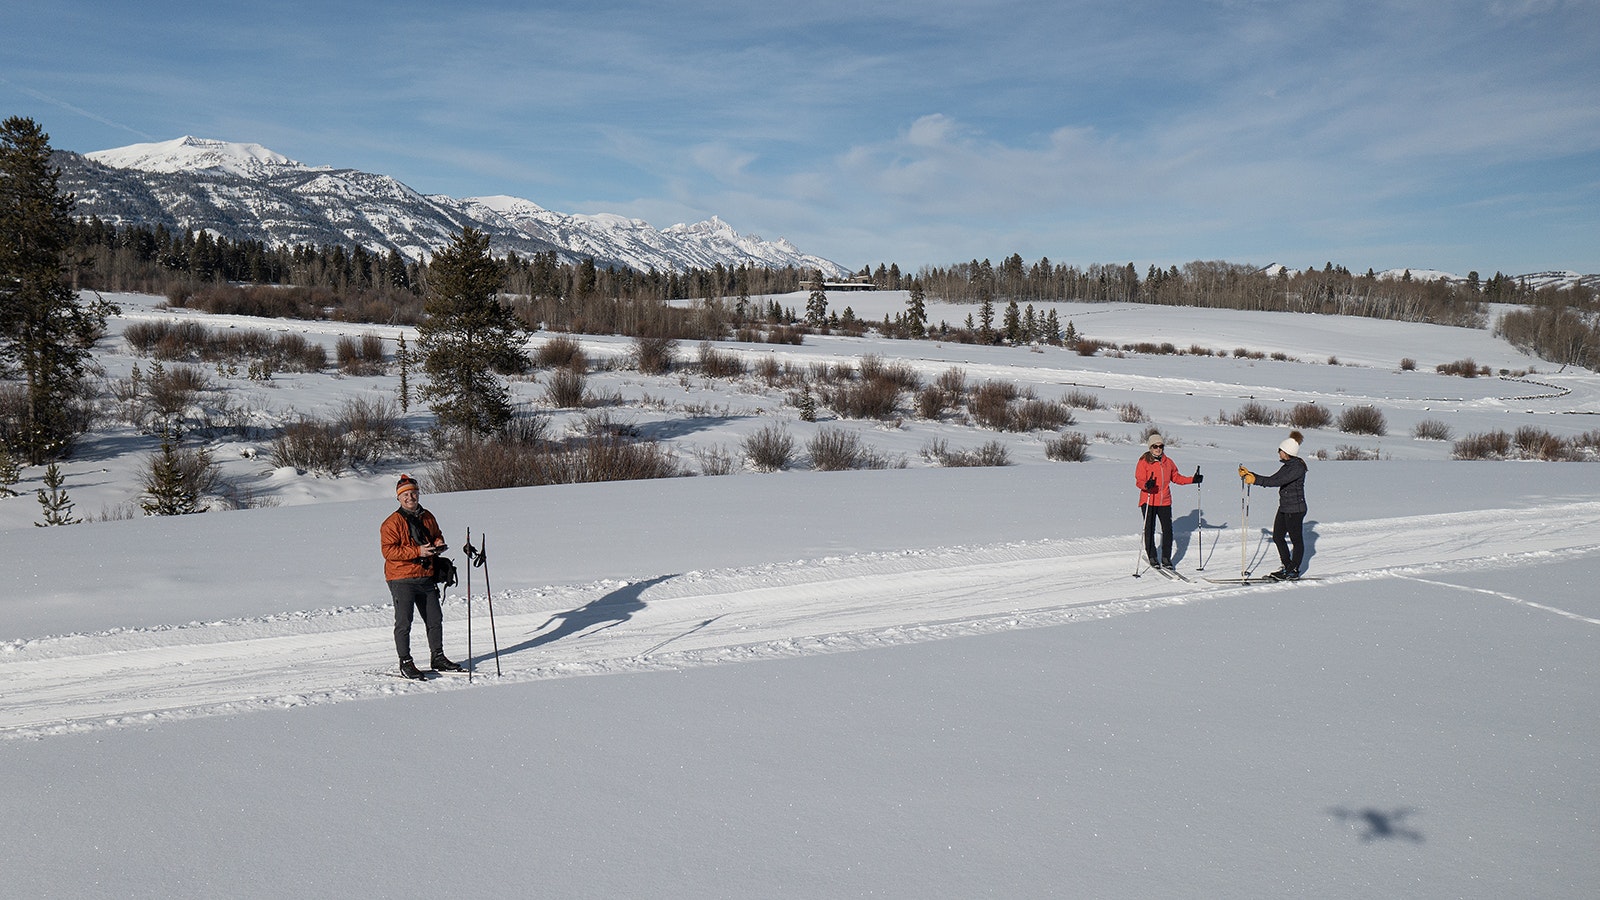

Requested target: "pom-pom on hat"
[
  {"left": 396, "top": 474, "right": 419, "bottom": 498},
  {"left": 1279, "top": 430, "right": 1304, "bottom": 457}
]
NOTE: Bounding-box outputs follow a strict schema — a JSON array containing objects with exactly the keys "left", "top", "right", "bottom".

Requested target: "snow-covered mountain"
[
  {"left": 58, "top": 136, "right": 849, "bottom": 275},
  {"left": 1264, "top": 263, "right": 1598, "bottom": 292}
]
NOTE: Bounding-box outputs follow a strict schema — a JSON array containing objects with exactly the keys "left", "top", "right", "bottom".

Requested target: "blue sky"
[{"left": 6, "top": 0, "right": 1598, "bottom": 275}]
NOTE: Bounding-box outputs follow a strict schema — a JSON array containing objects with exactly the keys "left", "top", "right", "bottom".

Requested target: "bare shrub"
[
  {"left": 1062, "top": 388, "right": 1102, "bottom": 409},
  {"left": 969, "top": 380, "right": 1020, "bottom": 429},
  {"left": 430, "top": 434, "right": 680, "bottom": 491},
  {"left": 535, "top": 335, "right": 586, "bottom": 370},
  {"left": 269, "top": 419, "right": 349, "bottom": 476},
  {"left": 1046, "top": 431, "right": 1090, "bottom": 461},
  {"left": 1075, "top": 338, "right": 1106, "bottom": 357},
  {"left": 809, "top": 427, "right": 865, "bottom": 471},
  {"left": 1337, "top": 405, "right": 1387, "bottom": 435},
  {"left": 858, "top": 355, "right": 921, "bottom": 391},
  {"left": 1513, "top": 426, "right": 1576, "bottom": 461},
  {"left": 1333, "top": 445, "right": 1380, "bottom": 460},
  {"left": 546, "top": 367, "right": 589, "bottom": 408},
  {"left": 1288, "top": 403, "right": 1333, "bottom": 429},
  {"left": 743, "top": 424, "right": 795, "bottom": 472},
  {"left": 916, "top": 385, "right": 953, "bottom": 419},
  {"left": 1572, "top": 430, "right": 1600, "bottom": 458},
  {"left": 336, "top": 334, "right": 386, "bottom": 375},
  {"left": 1011, "top": 399, "right": 1074, "bottom": 432},
  {"left": 922, "top": 439, "right": 1011, "bottom": 467},
  {"left": 337, "top": 396, "right": 408, "bottom": 463},
  {"left": 1399, "top": 358, "right": 1417, "bottom": 371},
  {"left": 634, "top": 335, "right": 677, "bottom": 374},
  {"left": 1437, "top": 358, "right": 1482, "bottom": 378},
  {"left": 934, "top": 367, "right": 968, "bottom": 399},
  {"left": 824, "top": 377, "right": 902, "bottom": 419},
  {"left": 1413, "top": 419, "right": 1453, "bottom": 441},
  {"left": 1117, "top": 402, "right": 1148, "bottom": 424},
  {"left": 1238, "top": 401, "right": 1280, "bottom": 425},
  {"left": 755, "top": 355, "right": 783, "bottom": 386},
  {"left": 694, "top": 444, "right": 736, "bottom": 476},
  {"left": 697, "top": 342, "right": 746, "bottom": 378},
  {"left": 1452, "top": 430, "right": 1511, "bottom": 460}
]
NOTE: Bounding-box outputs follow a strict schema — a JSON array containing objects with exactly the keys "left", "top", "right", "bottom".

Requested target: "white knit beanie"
[{"left": 1279, "top": 431, "right": 1302, "bottom": 457}]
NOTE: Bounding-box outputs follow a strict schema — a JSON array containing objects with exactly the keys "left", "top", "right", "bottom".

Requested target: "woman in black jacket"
[{"left": 1239, "top": 430, "right": 1308, "bottom": 580}]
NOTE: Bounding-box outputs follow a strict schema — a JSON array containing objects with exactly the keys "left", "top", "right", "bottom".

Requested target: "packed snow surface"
[{"left": 1, "top": 292, "right": 1595, "bottom": 898}]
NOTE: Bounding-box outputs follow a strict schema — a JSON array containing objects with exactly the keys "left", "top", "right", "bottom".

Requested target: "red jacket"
[
  {"left": 381, "top": 507, "right": 445, "bottom": 581},
  {"left": 1135, "top": 454, "right": 1195, "bottom": 507}
]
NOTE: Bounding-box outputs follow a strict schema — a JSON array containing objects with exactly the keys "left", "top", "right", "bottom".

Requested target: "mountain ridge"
[{"left": 57, "top": 136, "right": 850, "bottom": 276}]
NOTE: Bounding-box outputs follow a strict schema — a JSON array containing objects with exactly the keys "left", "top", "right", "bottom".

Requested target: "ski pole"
[
  {"left": 465, "top": 527, "right": 475, "bottom": 683},
  {"left": 1196, "top": 466, "right": 1205, "bottom": 571},
  {"left": 479, "top": 533, "right": 502, "bottom": 676},
  {"left": 1133, "top": 499, "right": 1154, "bottom": 577},
  {"left": 1239, "top": 472, "right": 1250, "bottom": 577}
]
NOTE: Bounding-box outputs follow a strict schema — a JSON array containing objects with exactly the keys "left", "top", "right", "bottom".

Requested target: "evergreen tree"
[
  {"left": 418, "top": 228, "right": 528, "bottom": 436},
  {"left": 906, "top": 281, "right": 927, "bottom": 338},
  {"left": 0, "top": 446, "right": 18, "bottom": 497},
  {"left": 34, "top": 461, "right": 78, "bottom": 526},
  {"left": 0, "top": 117, "right": 117, "bottom": 462},
  {"left": 977, "top": 290, "right": 996, "bottom": 344},
  {"left": 140, "top": 438, "right": 204, "bottom": 516},
  {"left": 805, "top": 284, "right": 829, "bottom": 327},
  {"left": 1003, "top": 298, "right": 1022, "bottom": 344}
]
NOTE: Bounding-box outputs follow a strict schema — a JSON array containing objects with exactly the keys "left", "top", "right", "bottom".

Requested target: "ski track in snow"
[{"left": 4, "top": 502, "right": 1599, "bottom": 740}]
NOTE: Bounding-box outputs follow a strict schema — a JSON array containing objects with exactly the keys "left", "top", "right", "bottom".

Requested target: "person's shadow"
[{"left": 498, "top": 574, "right": 676, "bottom": 659}]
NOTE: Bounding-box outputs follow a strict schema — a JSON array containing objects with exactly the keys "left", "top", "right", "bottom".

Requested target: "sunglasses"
[{"left": 1150, "top": 444, "right": 1164, "bottom": 449}]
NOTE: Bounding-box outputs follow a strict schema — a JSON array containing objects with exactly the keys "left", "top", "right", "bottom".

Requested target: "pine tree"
[
  {"left": 978, "top": 291, "right": 996, "bottom": 344},
  {"left": 418, "top": 228, "right": 528, "bottom": 436},
  {"left": 805, "top": 286, "right": 829, "bottom": 327},
  {"left": 34, "top": 461, "right": 78, "bottom": 526},
  {"left": 906, "top": 282, "right": 927, "bottom": 338},
  {"left": 0, "top": 446, "right": 19, "bottom": 497},
  {"left": 0, "top": 117, "right": 117, "bottom": 462},
  {"left": 1003, "top": 298, "right": 1021, "bottom": 344},
  {"left": 139, "top": 437, "right": 207, "bottom": 516},
  {"left": 396, "top": 333, "right": 411, "bottom": 413}
]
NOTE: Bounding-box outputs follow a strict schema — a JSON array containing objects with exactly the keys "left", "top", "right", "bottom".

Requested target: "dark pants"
[
  {"left": 1273, "top": 510, "right": 1306, "bottom": 573},
  {"left": 388, "top": 579, "right": 443, "bottom": 661},
  {"left": 1141, "top": 504, "right": 1174, "bottom": 565}
]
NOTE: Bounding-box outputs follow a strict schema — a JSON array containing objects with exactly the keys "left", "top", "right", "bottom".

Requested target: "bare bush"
[
  {"left": 633, "top": 335, "right": 677, "bottom": 374},
  {"left": 823, "top": 377, "right": 902, "bottom": 420},
  {"left": 1399, "top": 358, "right": 1417, "bottom": 371},
  {"left": 1514, "top": 426, "right": 1577, "bottom": 461},
  {"left": 1062, "top": 388, "right": 1102, "bottom": 409},
  {"left": 694, "top": 444, "right": 736, "bottom": 476},
  {"left": 1452, "top": 430, "right": 1512, "bottom": 460},
  {"left": 1117, "top": 402, "right": 1148, "bottom": 424},
  {"left": 535, "top": 335, "right": 586, "bottom": 370},
  {"left": 809, "top": 427, "right": 866, "bottom": 471},
  {"left": 922, "top": 438, "right": 1012, "bottom": 467},
  {"left": 935, "top": 367, "right": 969, "bottom": 399},
  {"left": 1437, "top": 358, "right": 1488, "bottom": 378},
  {"left": 1288, "top": 403, "right": 1333, "bottom": 429},
  {"left": 1238, "top": 401, "right": 1280, "bottom": 425},
  {"left": 697, "top": 342, "right": 746, "bottom": 378},
  {"left": 1046, "top": 431, "right": 1090, "bottom": 461},
  {"left": 968, "top": 380, "right": 1021, "bottom": 429},
  {"left": 546, "top": 367, "right": 589, "bottom": 408},
  {"left": 430, "top": 434, "right": 681, "bottom": 491},
  {"left": 1333, "top": 445, "right": 1380, "bottom": 460},
  {"left": 337, "top": 396, "right": 408, "bottom": 463},
  {"left": 1413, "top": 419, "right": 1453, "bottom": 441},
  {"left": 743, "top": 424, "right": 795, "bottom": 472},
  {"left": 1337, "top": 405, "right": 1387, "bottom": 435},
  {"left": 269, "top": 419, "right": 349, "bottom": 476},
  {"left": 336, "top": 333, "right": 386, "bottom": 376},
  {"left": 916, "top": 385, "right": 954, "bottom": 419}
]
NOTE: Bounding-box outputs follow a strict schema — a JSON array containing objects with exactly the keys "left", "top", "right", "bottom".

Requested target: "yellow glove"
[
  {"left": 1245, "top": 473, "right": 1256, "bottom": 485},
  {"left": 1237, "top": 465, "right": 1250, "bottom": 478}
]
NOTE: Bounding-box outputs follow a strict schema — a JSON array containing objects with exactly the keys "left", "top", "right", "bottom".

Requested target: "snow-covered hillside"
[
  {"left": 1, "top": 293, "right": 1596, "bottom": 898},
  {"left": 65, "top": 136, "right": 850, "bottom": 275}
]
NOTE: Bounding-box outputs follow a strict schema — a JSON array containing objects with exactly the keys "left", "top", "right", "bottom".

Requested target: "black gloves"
[
  {"left": 1193, "top": 471, "right": 1204, "bottom": 484},
  {"left": 1144, "top": 478, "right": 1158, "bottom": 493}
]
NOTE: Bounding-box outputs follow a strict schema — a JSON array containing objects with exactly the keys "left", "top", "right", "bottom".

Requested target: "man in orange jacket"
[{"left": 380, "top": 474, "right": 464, "bottom": 679}]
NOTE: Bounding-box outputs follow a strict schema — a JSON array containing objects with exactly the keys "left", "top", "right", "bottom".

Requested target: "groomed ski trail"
[{"left": 4, "top": 500, "right": 1599, "bottom": 739}]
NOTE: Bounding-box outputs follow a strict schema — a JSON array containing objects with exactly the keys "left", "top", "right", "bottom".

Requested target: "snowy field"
[{"left": 1, "top": 291, "right": 1596, "bottom": 898}]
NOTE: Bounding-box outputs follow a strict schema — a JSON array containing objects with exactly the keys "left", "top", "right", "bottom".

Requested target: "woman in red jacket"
[{"left": 1135, "top": 433, "right": 1202, "bottom": 570}]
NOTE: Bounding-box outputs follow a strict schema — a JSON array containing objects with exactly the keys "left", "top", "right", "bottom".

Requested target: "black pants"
[
  {"left": 388, "top": 579, "right": 443, "bottom": 661},
  {"left": 1273, "top": 510, "right": 1306, "bottom": 572},
  {"left": 1141, "top": 504, "right": 1173, "bottom": 565}
]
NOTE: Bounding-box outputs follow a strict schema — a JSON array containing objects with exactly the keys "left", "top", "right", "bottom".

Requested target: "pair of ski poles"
[{"left": 463, "top": 527, "right": 503, "bottom": 680}]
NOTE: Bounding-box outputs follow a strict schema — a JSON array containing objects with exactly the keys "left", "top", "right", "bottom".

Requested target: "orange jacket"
[
  {"left": 381, "top": 507, "right": 445, "bottom": 581},
  {"left": 1135, "top": 453, "right": 1195, "bottom": 507}
]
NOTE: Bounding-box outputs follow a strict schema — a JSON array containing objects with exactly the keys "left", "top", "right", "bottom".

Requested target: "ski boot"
[
  {"left": 398, "top": 656, "right": 427, "bottom": 680},
  {"left": 431, "top": 653, "right": 465, "bottom": 673}
]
